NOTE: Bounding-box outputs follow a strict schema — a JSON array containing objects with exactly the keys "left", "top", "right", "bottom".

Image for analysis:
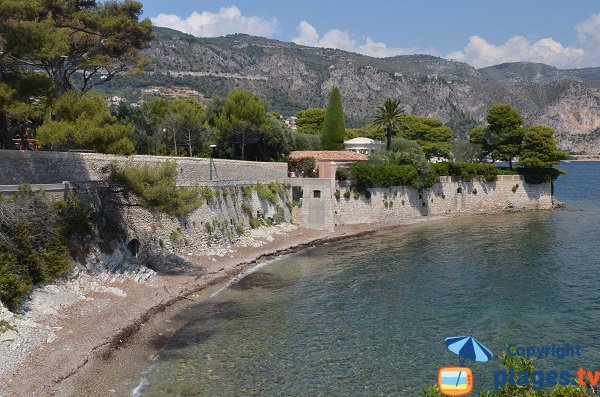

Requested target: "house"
[
  {"left": 283, "top": 116, "right": 298, "bottom": 130},
  {"left": 289, "top": 150, "right": 368, "bottom": 178},
  {"left": 343, "top": 137, "right": 384, "bottom": 155}
]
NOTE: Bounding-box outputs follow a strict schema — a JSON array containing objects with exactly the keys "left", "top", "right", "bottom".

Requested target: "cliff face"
[{"left": 103, "top": 28, "right": 600, "bottom": 154}]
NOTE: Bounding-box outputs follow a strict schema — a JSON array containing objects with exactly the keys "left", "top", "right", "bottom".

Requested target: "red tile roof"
[{"left": 289, "top": 150, "right": 368, "bottom": 161}]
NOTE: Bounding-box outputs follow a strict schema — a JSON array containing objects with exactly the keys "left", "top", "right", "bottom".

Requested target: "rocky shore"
[{"left": 0, "top": 223, "right": 331, "bottom": 397}]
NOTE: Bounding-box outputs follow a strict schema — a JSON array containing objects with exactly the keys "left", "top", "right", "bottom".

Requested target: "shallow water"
[{"left": 136, "top": 162, "right": 600, "bottom": 396}]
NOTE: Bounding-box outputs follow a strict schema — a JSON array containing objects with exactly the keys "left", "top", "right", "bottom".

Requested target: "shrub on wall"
[
  {"left": 350, "top": 162, "right": 421, "bottom": 189},
  {"left": 105, "top": 161, "right": 203, "bottom": 217},
  {"left": 429, "top": 162, "right": 500, "bottom": 182},
  {"left": 517, "top": 167, "right": 565, "bottom": 184},
  {"left": 350, "top": 161, "right": 509, "bottom": 190}
]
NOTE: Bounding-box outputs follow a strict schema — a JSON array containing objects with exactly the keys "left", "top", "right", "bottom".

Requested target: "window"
[{"left": 313, "top": 190, "right": 321, "bottom": 198}]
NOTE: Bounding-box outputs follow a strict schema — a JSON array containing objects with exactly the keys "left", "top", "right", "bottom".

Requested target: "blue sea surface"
[{"left": 136, "top": 162, "right": 600, "bottom": 396}]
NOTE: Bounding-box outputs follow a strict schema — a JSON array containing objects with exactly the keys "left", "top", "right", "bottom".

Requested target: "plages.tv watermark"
[
  {"left": 493, "top": 342, "right": 594, "bottom": 391},
  {"left": 437, "top": 337, "right": 599, "bottom": 396}
]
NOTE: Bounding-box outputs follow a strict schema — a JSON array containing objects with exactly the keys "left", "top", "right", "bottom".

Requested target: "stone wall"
[
  {"left": 289, "top": 178, "right": 335, "bottom": 231},
  {"left": 331, "top": 175, "right": 552, "bottom": 225},
  {"left": 72, "top": 181, "right": 292, "bottom": 273},
  {"left": 0, "top": 150, "right": 287, "bottom": 185}
]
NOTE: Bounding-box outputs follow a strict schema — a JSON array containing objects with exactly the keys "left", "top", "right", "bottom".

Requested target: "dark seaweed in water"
[
  {"left": 148, "top": 301, "right": 252, "bottom": 354},
  {"left": 229, "top": 270, "right": 297, "bottom": 290}
]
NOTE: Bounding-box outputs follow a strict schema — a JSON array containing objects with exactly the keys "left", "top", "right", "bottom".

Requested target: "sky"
[{"left": 140, "top": 1, "right": 600, "bottom": 69}]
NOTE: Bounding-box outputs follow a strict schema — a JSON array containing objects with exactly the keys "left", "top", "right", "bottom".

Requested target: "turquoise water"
[{"left": 136, "top": 162, "right": 600, "bottom": 396}]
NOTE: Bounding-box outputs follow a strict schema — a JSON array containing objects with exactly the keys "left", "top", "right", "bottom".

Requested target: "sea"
[{"left": 133, "top": 161, "right": 600, "bottom": 396}]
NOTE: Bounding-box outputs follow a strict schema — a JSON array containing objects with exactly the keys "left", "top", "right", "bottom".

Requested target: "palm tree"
[{"left": 372, "top": 98, "right": 405, "bottom": 151}]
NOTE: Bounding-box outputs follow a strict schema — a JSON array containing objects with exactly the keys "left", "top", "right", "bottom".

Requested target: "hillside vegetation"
[{"left": 99, "top": 27, "right": 600, "bottom": 154}]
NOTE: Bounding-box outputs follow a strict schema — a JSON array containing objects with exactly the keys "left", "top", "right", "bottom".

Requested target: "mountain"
[{"left": 101, "top": 27, "right": 600, "bottom": 154}]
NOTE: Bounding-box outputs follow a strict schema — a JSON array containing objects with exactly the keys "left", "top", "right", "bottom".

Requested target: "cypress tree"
[{"left": 321, "top": 87, "right": 346, "bottom": 150}]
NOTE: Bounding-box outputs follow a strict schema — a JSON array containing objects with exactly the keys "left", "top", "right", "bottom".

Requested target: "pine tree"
[{"left": 321, "top": 87, "right": 346, "bottom": 150}]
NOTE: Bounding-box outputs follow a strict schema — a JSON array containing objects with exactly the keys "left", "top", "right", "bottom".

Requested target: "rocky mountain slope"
[{"left": 103, "top": 27, "right": 600, "bottom": 154}]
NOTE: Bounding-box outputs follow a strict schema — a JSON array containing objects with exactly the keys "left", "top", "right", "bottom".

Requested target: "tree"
[
  {"left": 163, "top": 98, "right": 207, "bottom": 157},
  {"left": 451, "top": 140, "right": 484, "bottom": 163},
  {"left": 486, "top": 103, "right": 525, "bottom": 168},
  {"left": 36, "top": 91, "right": 135, "bottom": 154},
  {"left": 296, "top": 108, "right": 325, "bottom": 135},
  {"left": 387, "top": 137, "right": 428, "bottom": 168},
  {"left": 214, "top": 88, "right": 268, "bottom": 160},
  {"left": 0, "top": 0, "right": 153, "bottom": 96},
  {"left": 519, "top": 125, "right": 568, "bottom": 168},
  {"left": 345, "top": 124, "right": 384, "bottom": 140},
  {"left": 0, "top": 59, "right": 53, "bottom": 148},
  {"left": 321, "top": 87, "right": 346, "bottom": 150},
  {"left": 398, "top": 115, "right": 453, "bottom": 159},
  {"left": 468, "top": 125, "right": 492, "bottom": 160},
  {"left": 215, "top": 88, "right": 268, "bottom": 131},
  {"left": 372, "top": 98, "right": 404, "bottom": 150}
]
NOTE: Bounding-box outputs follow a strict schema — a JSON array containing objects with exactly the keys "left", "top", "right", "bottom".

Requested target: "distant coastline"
[{"left": 567, "top": 156, "right": 600, "bottom": 162}]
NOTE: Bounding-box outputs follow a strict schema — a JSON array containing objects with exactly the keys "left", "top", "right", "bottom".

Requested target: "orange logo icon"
[{"left": 438, "top": 366, "right": 473, "bottom": 396}]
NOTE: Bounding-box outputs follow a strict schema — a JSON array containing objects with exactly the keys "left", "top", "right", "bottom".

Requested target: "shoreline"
[{"left": 0, "top": 211, "right": 547, "bottom": 397}]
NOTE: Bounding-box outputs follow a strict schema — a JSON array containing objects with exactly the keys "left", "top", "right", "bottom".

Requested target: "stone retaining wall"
[
  {"left": 0, "top": 150, "right": 287, "bottom": 185},
  {"left": 331, "top": 175, "right": 552, "bottom": 225}
]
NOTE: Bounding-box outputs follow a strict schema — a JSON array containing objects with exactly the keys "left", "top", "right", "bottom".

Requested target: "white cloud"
[
  {"left": 151, "top": 6, "right": 279, "bottom": 38},
  {"left": 446, "top": 35, "right": 585, "bottom": 68},
  {"left": 292, "top": 20, "right": 430, "bottom": 58},
  {"left": 576, "top": 13, "right": 600, "bottom": 43}
]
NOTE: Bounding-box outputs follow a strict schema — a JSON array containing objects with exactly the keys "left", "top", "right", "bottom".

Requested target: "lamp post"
[{"left": 209, "top": 144, "right": 217, "bottom": 181}]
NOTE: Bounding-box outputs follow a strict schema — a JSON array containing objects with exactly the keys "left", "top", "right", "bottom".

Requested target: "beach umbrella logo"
[
  {"left": 444, "top": 335, "right": 493, "bottom": 364},
  {"left": 437, "top": 336, "right": 493, "bottom": 396}
]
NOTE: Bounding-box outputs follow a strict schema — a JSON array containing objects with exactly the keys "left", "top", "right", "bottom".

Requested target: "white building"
[{"left": 343, "top": 137, "right": 384, "bottom": 156}]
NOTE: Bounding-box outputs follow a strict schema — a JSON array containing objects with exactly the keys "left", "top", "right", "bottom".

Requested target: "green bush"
[
  {"left": 201, "top": 187, "right": 216, "bottom": 202},
  {"left": 350, "top": 162, "right": 421, "bottom": 189},
  {"left": 0, "top": 191, "right": 89, "bottom": 310},
  {"left": 335, "top": 167, "right": 351, "bottom": 181},
  {"left": 106, "top": 161, "right": 203, "bottom": 217},
  {"left": 343, "top": 190, "right": 351, "bottom": 200},
  {"left": 351, "top": 161, "right": 505, "bottom": 191},
  {"left": 243, "top": 186, "right": 254, "bottom": 198},
  {"left": 0, "top": 319, "right": 16, "bottom": 334},
  {"left": 430, "top": 162, "right": 499, "bottom": 181},
  {"left": 249, "top": 217, "right": 261, "bottom": 229},
  {"left": 518, "top": 167, "right": 565, "bottom": 184},
  {"left": 256, "top": 183, "right": 282, "bottom": 204},
  {"left": 267, "top": 182, "right": 286, "bottom": 200},
  {"left": 334, "top": 189, "right": 341, "bottom": 201},
  {"left": 241, "top": 202, "right": 253, "bottom": 216},
  {"left": 169, "top": 228, "right": 183, "bottom": 243},
  {"left": 235, "top": 225, "right": 245, "bottom": 236}
]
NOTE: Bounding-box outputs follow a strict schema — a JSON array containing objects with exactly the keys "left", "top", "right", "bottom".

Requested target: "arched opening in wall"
[
  {"left": 127, "top": 239, "right": 141, "bottom": 258},
  {"left": 457, "top": 187, "right": 463, "bottom": 193},
  {"left": 313, "top": 190, "right": 321, "bottom": 198}
]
